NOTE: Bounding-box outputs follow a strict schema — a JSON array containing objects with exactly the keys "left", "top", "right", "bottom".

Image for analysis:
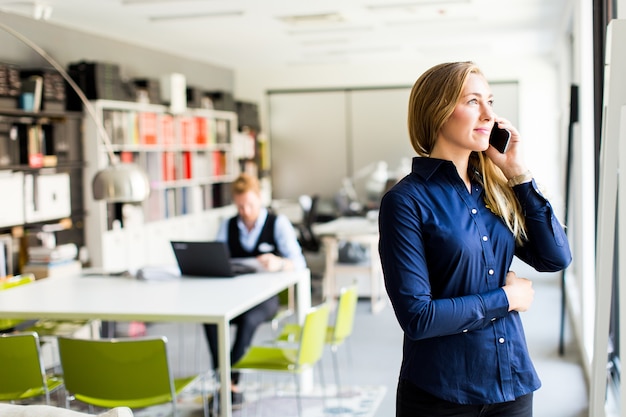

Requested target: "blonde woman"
[{"left": 378, "top": 62, "right": 571, "bottom": 417}]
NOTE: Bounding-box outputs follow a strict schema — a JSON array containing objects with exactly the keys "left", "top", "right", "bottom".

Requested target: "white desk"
[
  {"left": 0, "top": 270, "right": 311, "bottom": 417},
  {"left": 313, "top": 216, "right": 385, "bottom": 313}
]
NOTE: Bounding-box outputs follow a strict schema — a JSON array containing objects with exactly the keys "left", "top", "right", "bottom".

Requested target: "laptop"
[{"left": 170, "top": 241, "right": 258, "bottom": 277}]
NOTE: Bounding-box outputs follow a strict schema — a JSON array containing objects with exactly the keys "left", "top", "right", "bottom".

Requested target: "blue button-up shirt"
[{"left": 378, "top": 157, "right": 571, "bottom": 405}]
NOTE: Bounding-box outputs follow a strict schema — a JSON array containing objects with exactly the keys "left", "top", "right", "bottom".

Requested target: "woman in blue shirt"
[{"left": 378, "top": 62, "right": 571, "bottom": 416}]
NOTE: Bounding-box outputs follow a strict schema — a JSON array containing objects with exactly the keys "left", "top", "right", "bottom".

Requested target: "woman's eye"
[{"left": 468, "top": 98, "right": 478, "bottom": 104}]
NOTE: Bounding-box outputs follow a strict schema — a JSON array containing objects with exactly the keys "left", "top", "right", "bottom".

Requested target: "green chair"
[
  {"left": 0, "top": 274, "right": 36, "bottom": 332},
  {"left": 276, "top": 284, "right": 358, "bottom": 394},
  {"left": 57, "top": 336, "right": 210, "bottom": 417},
  {"left": 232, "top": 303, "right": 330, "bottom": 417},
  {"left": 0, "top": 332, "right": 63, "bottom": 404}
]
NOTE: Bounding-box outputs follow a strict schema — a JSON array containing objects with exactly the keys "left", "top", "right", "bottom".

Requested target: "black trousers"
[
  {"left": 397, "top": 378, "right": 533, "bottom": 417},
  {"left": 203, "top": 295, "right": 279, "bottom": 385}
]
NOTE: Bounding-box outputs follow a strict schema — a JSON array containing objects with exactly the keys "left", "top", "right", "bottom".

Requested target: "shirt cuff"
[
  {"left": 512, "top": 179, "right": 547, "bottom": 212},
  {"left": 480, "top": 288, "right": 510, "bottom": 320}
]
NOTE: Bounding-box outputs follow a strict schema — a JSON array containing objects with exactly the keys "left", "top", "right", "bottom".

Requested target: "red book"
[
  {"left": 213, "top": 151, "right": 226, "bottom": 176},
  {"left": 182, "top": 151, "right": 192, "bottom": 179},
  {"left": 138, "top": 112, "right": 158, "bottom": 145},
  {"left": 179, "top": 117, "right": 196, "bottom": 146},
  {"left": 195, "top": 117, "right": 207, "bottom": 145},
  {"left": 160, "top": 114, "right": 175, "bottom": 146},
  {"left": 119, "top": 151, "right": 135, "bottom": 163},
  {"left": 162, "top": 151, "right": 176, "bottom": 181}
]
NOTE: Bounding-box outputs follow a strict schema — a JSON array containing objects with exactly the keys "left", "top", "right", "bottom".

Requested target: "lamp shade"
[{"left": 92, "top": 163, "right": 151, "bottom": 203}]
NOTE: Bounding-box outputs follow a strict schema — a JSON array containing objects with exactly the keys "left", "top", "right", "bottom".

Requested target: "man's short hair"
[{"left": 232, "top": 173, "right": 260, "bottom": 196}]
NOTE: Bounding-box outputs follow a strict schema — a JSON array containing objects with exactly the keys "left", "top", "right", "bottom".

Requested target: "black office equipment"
[{"left": 170, "top": 241, "right": 257, "bottom": 277}]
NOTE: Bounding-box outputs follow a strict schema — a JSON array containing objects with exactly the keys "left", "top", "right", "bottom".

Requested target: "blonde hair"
[
  {"left": 408, "top": 62, "right": 527, "bottom": 245},
  {"left": 232, "top": 173, "right": 260, "bottom": 196}
]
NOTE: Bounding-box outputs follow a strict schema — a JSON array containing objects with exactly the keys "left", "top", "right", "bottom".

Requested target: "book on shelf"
[
  {"left": 137, "top": 111, "right": 158, "bottom": 145},
  {"left": 179, "top": 116, "right": 196, "bottom": 146},
  {"left": 28, "top": 243, "right": 78, "bottom": 264},
  {"left": 20, "top": 75, "right": 43, "bottom": 112},
  {"left": 119, "top": 151, "right": 136, "bottom": 163},
  {"left": 164, "top": 188, "right": 176, "bottom": 218},
  {"left": 215, "top": 119, "right": 229, "bottom": 143},
  {"left": 191, "top": 151, "right": 210, "bottom": 179},
  {"left": 181, "top": 151, "right": 192, "bottom": 179},
  {"left": 144, "top": 152, "right": 161, "bottom": 184},
  {"left": 159, "top": 114, "right": 175, "bottom": 146},
  {"left": 162, "top": 151, "right": 176, "bottom": 181},
  {"left": 195, "top": 117, "right": 207, "bottom": 145},
  {"left": 22, "top": 259, "right": 82, "bottom": 280},
  {"left": 27, "top": 124, "right": 44, "bottom": 168},
  {"left": 212, "top": 150, "right": 227, "bottom": 176}
]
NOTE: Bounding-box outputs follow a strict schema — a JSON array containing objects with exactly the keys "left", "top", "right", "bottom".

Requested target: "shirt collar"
[
  {"left": 237, "top": 207, "right": 268, "bottom": 234},
  {"left": 411, "top": 156, "right": 456, "bottom": 181}
]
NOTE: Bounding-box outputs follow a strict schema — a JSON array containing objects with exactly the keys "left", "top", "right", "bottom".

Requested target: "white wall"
[{"left": 0, "top": 13, "right": 234, "bottom": 94}]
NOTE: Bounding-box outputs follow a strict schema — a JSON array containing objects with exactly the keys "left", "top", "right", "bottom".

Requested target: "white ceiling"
[{"left": 0, "top": 0, "right": 570, "bottom": 70}]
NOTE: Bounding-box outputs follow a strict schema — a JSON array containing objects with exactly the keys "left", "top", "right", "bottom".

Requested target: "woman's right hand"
[{"left": 502, "top": 271, "right": 535, "bottom": 312}]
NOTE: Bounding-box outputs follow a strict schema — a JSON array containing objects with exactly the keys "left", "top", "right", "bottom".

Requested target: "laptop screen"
[{"left": 170, "top": 241, "right": 256, "bottom": 277}]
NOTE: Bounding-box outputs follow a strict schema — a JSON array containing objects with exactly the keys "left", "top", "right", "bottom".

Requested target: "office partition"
[{"left": 267, "top": 83, "right": 518, "bottom": 204}]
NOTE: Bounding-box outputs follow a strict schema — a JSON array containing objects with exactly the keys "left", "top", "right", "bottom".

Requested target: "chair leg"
[
  {"left": 293, "top": 373, "right": 302, "bottom": 417},
  {"left": 331, "top": 346, "right": 341, "bottom": 396},
  {"left": 316, "top": 361, "right": 327, "bottom": 410}
]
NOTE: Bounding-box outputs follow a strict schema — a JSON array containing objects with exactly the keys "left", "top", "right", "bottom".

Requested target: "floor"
[{"left": 147, "top": 257, "right": 588, "bottom": 417}]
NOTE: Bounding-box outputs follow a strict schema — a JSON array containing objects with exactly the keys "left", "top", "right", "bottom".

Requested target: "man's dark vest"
[{"left": 227, "top": 213, "right": 281, "bottom": 258}]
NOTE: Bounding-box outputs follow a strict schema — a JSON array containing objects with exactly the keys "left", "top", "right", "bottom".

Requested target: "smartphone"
[{"left": 489, "top": 123, "right": 511, "bottom": 153}]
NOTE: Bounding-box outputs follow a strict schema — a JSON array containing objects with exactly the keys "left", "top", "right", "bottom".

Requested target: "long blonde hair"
[{"left": 408, "top": 62, "right": 527, "bottom": 245}]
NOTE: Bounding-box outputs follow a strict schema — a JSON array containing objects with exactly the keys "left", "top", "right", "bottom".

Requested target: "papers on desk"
[
  {"left": 231, "top": 257, "right": 266, "bottom": 273},
  {"left": 135, "top": 265, "right": 181, "bottom": 281}
]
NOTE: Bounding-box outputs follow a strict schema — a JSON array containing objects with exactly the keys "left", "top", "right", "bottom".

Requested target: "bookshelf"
[
  {"left": 0, "top": 107, "right": 85, "bottom": 276},
  {"left": 82, "top": 99, "right": 240, "bottom": 271}
]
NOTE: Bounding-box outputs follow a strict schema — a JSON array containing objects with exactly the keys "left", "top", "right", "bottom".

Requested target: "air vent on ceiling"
[{"left": 278, "top": 12, "right": 344, "bottom": 26}]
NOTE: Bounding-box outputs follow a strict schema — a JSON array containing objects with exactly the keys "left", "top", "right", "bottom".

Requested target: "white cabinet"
[
  {"left": 83, "top": 99, "right": 241, "bottom": 271},
  {"left": 23, "top": 172, "right": 71, "bottom": 223},
  {"left": 0, "top": 172, "right": 24, "bottom": 228}
]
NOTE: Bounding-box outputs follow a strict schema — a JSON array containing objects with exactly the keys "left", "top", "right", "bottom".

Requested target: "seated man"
[{"left": 203, "top": 173, "right": 306, "bottom": 408}]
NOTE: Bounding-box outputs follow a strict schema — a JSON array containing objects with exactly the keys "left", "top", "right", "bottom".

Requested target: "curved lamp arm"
[{"left": 0, "top": 21, "right": 150, "bottom": 203}]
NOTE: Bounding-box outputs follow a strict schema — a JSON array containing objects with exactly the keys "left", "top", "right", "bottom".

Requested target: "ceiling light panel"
[
  {"left": 149, "top": 10, "right": 244, "bottom": 22},
  {"left": 277, "top": 12, "right": 345, "bottom": 26}
]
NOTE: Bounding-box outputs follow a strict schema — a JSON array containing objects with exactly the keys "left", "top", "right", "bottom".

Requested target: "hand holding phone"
[{"left": 489, "top": 122, "right": 511, "bottom": 153}]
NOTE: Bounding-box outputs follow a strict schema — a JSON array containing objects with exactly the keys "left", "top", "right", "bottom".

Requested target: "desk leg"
[
  {"left": 322, "top": 237, "right": 338, "bottom": 309},
  {"left": 217, "top": 318, "right": 232, "bottom": 417},
  {"left": 295, "top": 270, "right": 314, "bottom": 392}
]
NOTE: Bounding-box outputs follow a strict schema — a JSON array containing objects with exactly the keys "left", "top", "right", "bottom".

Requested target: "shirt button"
[
  {"left": 499, "top": 337, "right": 505, "bottom": 343},
  {"left": 482, "top": 236, "right": 488, "bottom": 241},
  {"left": 471, "top": 208, "right": 477, "bottom": 214},
  {"left": 488, "top": 269, "right": 494, "bottom": 275},
  {"left": 462, "top": 329, "right": 468, "bottom": 333},
  {"left": 491, "top": 317, "right": 496, "bottom": 321}
]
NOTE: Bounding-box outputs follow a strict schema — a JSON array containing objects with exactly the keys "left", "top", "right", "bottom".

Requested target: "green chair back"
[
  {"left": 331, "top": 284, "right": 358, "bottom": 345},
  {"left": 57, "top": 336, "right": 196, "bottom": 411},
  {"left": 0, "top": 332, "right": 62, "bottom": 403},
  {"left": 297, "top": 303, "right": 330, "bottom": 367}
]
